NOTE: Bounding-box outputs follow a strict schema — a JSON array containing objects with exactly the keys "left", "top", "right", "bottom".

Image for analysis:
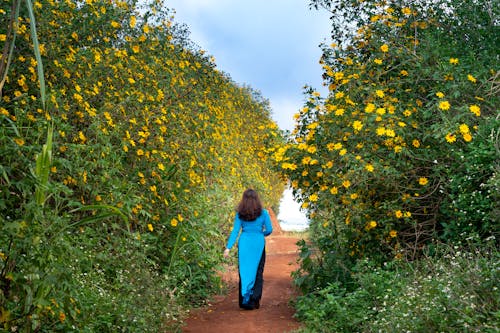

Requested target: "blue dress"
[{"left": 226, "top": 209, "right": 273, "bottom": 307}]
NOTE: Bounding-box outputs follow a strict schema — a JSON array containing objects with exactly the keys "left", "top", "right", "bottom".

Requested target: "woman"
[{"left": 223, "top": 189, "right": 273, "bottom": 310}]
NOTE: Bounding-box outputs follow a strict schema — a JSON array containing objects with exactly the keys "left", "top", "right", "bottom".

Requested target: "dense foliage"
[
  {"left": 294, "top": 238, "right": 499, "bottom": 332},
  {"left": 0, "top": 0, "right": 284, "bottom": 331},
  {"left": 272, "top": 0, "right": 499, "bottom": 331}
]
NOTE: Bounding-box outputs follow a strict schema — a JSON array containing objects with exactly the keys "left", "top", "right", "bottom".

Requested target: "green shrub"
[
  {"left": 0, "top": 0, "right": 284, "bottom": 331},
  {"left": 293, "top": 240, "right": 499, "bottom": 333}
]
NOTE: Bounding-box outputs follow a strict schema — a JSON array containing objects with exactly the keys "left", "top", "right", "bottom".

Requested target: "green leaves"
[
  {"left": 34, "top": 124, "right": 53, "bottom": 206},
  {"left": 25, "top": 0, "right": 46, "bottom": 109}
]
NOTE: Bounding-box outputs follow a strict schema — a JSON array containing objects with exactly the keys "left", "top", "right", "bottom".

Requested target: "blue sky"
[{"left": 165, "top": 0, "right": 332, "bottom": 132}]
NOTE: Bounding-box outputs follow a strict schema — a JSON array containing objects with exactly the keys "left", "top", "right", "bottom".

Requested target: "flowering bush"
[
  {"left": 275, "top": 0, "right": 498, "bottom": 266},
  {"left": 277, "top": 0, "right": 498, "bottom": 331},
  {"left": 0, "top": 0, "right": 284, "bottom": 330}
]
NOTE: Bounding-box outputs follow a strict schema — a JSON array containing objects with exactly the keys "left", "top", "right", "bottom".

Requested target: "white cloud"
[
  {"left": 270, "top": 96, "right": 302, "bottom": 132},
  {"left": 277, "top": 187, "right": 309, "bottom": 231}
]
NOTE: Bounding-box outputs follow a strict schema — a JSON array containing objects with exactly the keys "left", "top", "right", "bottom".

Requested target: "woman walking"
[{"left": 223, "top": 189, "right": 273, "bottom": 310}]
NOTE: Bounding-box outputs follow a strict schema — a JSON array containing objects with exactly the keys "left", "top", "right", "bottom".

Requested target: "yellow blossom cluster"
[
  {"left": 1, "top": 1, "right": 284, "bottom": 236},
  {"left": 272, "top": 2, "right": 490, "bottom": 259}
]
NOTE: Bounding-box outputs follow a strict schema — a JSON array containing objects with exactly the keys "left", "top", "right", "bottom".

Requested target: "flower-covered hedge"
[{"left": 0, "top": 0, "right": 284, "bottom": 331}]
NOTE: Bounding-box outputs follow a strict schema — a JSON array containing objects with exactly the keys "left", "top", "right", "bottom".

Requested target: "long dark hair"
[{"left": 237, "top": 189, "right": 263, "bottom": 221}]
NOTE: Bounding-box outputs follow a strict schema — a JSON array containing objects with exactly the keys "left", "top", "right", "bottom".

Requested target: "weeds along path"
[{"left": 182, "top": 214, "right": 303, "bottom": 333}]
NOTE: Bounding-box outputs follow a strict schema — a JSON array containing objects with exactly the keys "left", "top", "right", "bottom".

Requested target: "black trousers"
[{"left": 239, "top": 247, "right": 265, "bottom": 309}]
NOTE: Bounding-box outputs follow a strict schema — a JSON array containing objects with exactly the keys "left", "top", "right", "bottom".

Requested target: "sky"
[
  {"left": 165, "top": 0, "right": 332, "bottom": 229},
  {"left": 165, "top": 0, "right": 332, "bottom": 132}
]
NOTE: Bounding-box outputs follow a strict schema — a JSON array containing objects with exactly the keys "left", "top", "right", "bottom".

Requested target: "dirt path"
[{"left": 182, "top": 234, "right": 303, "bottom": 333}]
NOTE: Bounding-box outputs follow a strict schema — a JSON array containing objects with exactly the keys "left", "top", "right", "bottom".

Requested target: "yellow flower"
[
  {"left": 130, "top": 15, "right": 137, "bottom": 28},
  {"left": 14, "top": 138, "right": 25, "bottom": 146},
  {"left": 335, "top": 108, "right": 345, "bottom": 116},
  {"left": 395, "top": 210, "right": 403, "bottom": 218},
  {"left": 445, "top": 133, "right": 456, "bottom": 143},
  {"left": 309, "top": 194, "right": 318, "bottom": 202},
  {"left": 374, "top": 58, "right": 383, "bottom": 65},
  {"left": 334, "top": 71, "right": 344, "bottom": 81},
  {"left": 158, "top": 163, "right": 165, "bottom": 171},
  {"left": 418, "top": 177, "right": 428, "bottom": 185},
  {"left": 281, "top": 162, "right": 297, "bottom": 170},
  {"left": 307, "top": 146, "right": 317, "bottom": 153},
  {"left": 412, "top": 139, "right": 420, "bottom": 148},
  {"left": 400, "top": 70, "right": 409, "bottom": 76},
  {"left": 467, "top": 74, "right": 476, "bottom": 83},
  {"left": 385, "top": 129, "right": 396, "bottom": 137},
  {"left": 339, "top": 149, "right": 347, "bottom": 156},
  {"left": 147, "top": 224, "right": 153, "bottom": 232},
  {"left": 352, "top": 120, "right": 363, "bottom": 131},
  {"left": 136, "top": 149, "right": 144, "bottom": 156},
  {"left": 365, "top": 164, "right": 374, "bottom": 172},
  {"left": 95, "top": 195, "right": 102, "bottom": 201},
  {"left": 380, "top": 44, "right": 389, "bottom": 52},
  {"left": 59, "top": 312, "right": 66, "bottom": 323},
  {"left": 459, "top": 124, "right": 470, "bottom": 134},
  {"left": 402, "top": 7, "right": 412, "bottom": 15},
  {"left": 469, "top": 105, "right": 480, "bottom": 116},
  {"left": 365, "top": 103, "right": 375, "bottom": 113},
  {"left": 436, "top": 92, "right": 445, "bottom": 98},
  {"left": 463, "top": 132, "right": 472, "bottom": 142},
  {"left": 171, "top": 218, "right": 178, "bottom": 227},
  {"left": 78, "top": 131, "right": 87, "bottom": 143},
  {"left": 330, "top": 187, "right": 338, "bottom": 194},
  {"left": 449, "top": 58, "right": 459, "bottom": 64},
  {"left": 0, "top": 34, "right": 6, "bottom": 42},
  {"left": 342, "top": 180, "right": 351, "bottom": 188},
  {"left": 375, "top": 90, "right": 385, "bottom": 98},
  {"left": 389, "top": 230, "right": 398, "bottom": 238},
  {"left": 365, "top": 220, "right": 377, "bottom": 230},
  {"left": 439, "top": 101, "right": 450, "bottom": 110}
]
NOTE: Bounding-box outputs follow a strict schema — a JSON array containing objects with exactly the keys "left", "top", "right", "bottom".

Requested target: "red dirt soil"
[{"left": 182, "top": 211, "right": 304, "bottom": 333}]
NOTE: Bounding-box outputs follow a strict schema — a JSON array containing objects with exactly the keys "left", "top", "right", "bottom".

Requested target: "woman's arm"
[
  {"left": 262, "top": 209, "right": 273, "bottom": 237},
  {"left": 225, "top": 214, "right": 241, "bottom": 250}
]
